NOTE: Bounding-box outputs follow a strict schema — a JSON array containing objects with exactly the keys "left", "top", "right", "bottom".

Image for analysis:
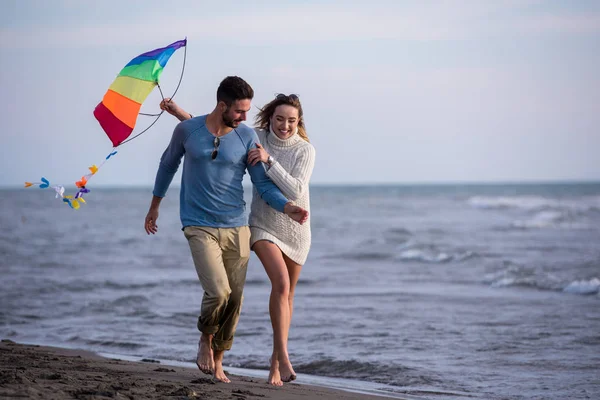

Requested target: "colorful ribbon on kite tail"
[{"left": 24, "top": 149, "right": 118, "bottom": 209}]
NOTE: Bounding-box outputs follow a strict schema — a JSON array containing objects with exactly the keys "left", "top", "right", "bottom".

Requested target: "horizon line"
[{"left": 2, "top": 179, "right": 600, "bottom": 190}]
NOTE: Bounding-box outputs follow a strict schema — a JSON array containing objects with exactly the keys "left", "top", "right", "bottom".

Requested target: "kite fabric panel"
[{"left": 93, "top": 39, "right": 187, "bottom": 147}]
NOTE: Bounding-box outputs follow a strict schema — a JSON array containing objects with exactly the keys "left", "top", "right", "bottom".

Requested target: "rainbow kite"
[
  {"left": 94, "top": 38, "right": 187, "bottom": 147},
  {"left": 26, "top": 39, "right": 187, "bottom": 208}
]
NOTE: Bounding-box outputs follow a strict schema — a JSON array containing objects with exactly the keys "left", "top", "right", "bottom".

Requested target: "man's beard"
[{"left": 222, "top": 112, "right": 240, "bottom": 128}]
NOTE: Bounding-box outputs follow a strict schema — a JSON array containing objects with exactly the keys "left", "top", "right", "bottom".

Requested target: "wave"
[
  {"left": 511, "top": 211, "right": 596, "bottom": 230},
  {"left": 332, "top": 251, "right": 395, "bottom": 261},
  {"left": 83, "top": 339, "right": 146, "bottom": 350},
  {"left": 468, "top": 195, "right": 600, "bottom": 212},
  {"left": 27, "top": 278, "right": 201, "bottom": 295},
  {"left": 299, "top": 358, "right": 445, "bottom": 387},
  {"left": 239, "top": 357, "right": 442, "bottom": 387},
  {"left": 563, "top": 278, "right": 600, "bottom": 295},
  {"left": 103, "top": 279, "right": 199, "bottom": 290},
  {"left": 468, "top": 195, "right": 600, "bottom": 230},
  {"left": 511, "top": 210, "right": 570, "bottom": 229},
  {"left": 484, "top": 262, "right": 600, "bottom": 296},
  {"left": 326, "top": 247, "right": 476, "bottom": 264},
  {"left": 322, "top": 225, "right": 476, "bottom": 264},
  {"left": 468, "top": 195, "right": 554, "bottom": 210},
  {"left": 111, "top": 295, "right": 150, "bottom": 306},
  {"left": 398, "top": 248, "right": 451, "bottom": 263},
  {"left": 397, "top": 249, "right": 476, "bottom": 263}
]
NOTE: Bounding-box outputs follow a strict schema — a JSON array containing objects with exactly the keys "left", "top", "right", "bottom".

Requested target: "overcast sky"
[{"left": 1, "top": 0, "right": 599, "bottom": 187}]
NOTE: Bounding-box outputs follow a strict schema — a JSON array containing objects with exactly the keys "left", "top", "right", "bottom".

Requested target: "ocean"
[{"left": 1, "top": 183, "right": 599, "bottom": 399}]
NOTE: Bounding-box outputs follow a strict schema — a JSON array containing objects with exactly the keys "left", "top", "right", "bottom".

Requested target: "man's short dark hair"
[{"left": 217, "top": 76, "right": 254, "bottom": 106}]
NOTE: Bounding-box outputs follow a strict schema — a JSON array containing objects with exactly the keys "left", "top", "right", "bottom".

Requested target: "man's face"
[{"left": 221, "top": 99, "right": 251, "bottom": 128}]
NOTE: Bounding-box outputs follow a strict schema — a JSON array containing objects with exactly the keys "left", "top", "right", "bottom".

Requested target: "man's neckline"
[{"left": 204, "top": 113, "right": 235, "bottom": 137}]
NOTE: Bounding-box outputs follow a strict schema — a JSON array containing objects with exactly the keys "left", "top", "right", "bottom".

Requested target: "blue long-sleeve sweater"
[{"left": 152, "top": 115, "right": 288, "bottom": 228}]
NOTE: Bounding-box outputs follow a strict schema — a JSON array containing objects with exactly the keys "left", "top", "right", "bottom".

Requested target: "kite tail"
[{"left": 24, "top": 148, "right": 118, "bottom": 210}]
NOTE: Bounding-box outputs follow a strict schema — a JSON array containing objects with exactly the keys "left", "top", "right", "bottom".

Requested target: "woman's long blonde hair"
[{"left": 254, "top": 94, "right": 309, "bottom": 142}]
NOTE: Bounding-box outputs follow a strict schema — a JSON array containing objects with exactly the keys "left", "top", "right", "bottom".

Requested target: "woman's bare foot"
[
  {"left": 278, "top": 357, "right": 296, "bottom": 383},
  {"left": 213, "top": 350, "right": 230, "bottom": 383},
  {"left": 196, "top": 334, "right": 214, "bottom": 375},
  {"left": 268, "top": 357, "right": 283, "bottom": 386}
]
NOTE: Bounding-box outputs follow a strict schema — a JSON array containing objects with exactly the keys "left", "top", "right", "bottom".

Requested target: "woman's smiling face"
[{"left": 270, "top": 104, "right": 299, "bottom": 139}]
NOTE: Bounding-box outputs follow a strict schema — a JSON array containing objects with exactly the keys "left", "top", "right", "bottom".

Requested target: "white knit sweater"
[{"left": 249, "top": 127, "right": 316, "bottom": 265}]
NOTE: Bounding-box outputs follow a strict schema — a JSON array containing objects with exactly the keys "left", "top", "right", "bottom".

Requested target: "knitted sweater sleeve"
[{"left": 266, "top": 144, "right": 315, "bottom": 201}]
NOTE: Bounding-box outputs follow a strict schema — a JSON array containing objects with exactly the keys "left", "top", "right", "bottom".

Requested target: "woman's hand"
[{"left": 247, "top": 143, "right": 270, "bottom": 166}]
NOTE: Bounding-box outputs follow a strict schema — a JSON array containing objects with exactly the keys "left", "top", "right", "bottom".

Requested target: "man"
[{"left": 144, "top": 76, "right": 308, "bottom": 383}]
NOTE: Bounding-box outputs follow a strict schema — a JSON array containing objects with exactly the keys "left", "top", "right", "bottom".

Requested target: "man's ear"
[{"left": 218, "top": 101, "right": 228, "bottom": 113}]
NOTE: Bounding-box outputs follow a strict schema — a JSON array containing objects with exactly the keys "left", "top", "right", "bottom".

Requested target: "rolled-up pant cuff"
[
  {"left": 197, "top": 317, "right": 219, "bottom": 336},
  {"left": 212, "top": 338, "right": 233, "bottom": 351}
]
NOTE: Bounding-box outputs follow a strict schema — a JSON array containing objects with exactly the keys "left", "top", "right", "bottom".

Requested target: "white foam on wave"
[
  {"left": 469, "top": 195, "right": 600, "bottom": 230},
  {"left": 398, "top": 249, "right": 452, "bottom": 263},
  {"left": 512, "top": 210, "right": 565, "bottom": 229},
  {"left": 483, "top": 264, "right": 563, "bottom": 291},
  {"left": 488, "top": 276, "right": 541, "bottom": 289},
  {"left": 512, "top": 211, "right": 593, "bottom": 230},
  {"left": 563, "top": 278, "right": 600, "bottom": 295},
  {"left": 485, "top": 264, "right": 600, "bottom": 296},
  {"left": 468, "top": 195, "right": 600, "bottom": 212},
  {"left": 395, "top": 247, "right": 476, "bottom": 264},
  {"left": 468, "top": 195, "right": 558, "bottom": 210}
]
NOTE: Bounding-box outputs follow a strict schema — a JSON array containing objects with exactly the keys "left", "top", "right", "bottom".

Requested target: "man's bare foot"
[
  {"left": 213, "top": 350, "right": 231, "bottom": 383},
  {"left": 268, "top": 357, "right": 283, "bottom": 386},
  {"left": 278, "top": 357, "right": 297, "bottom": 383},
  {"left": 196, "top": 334, "right": 214, "bottom": 375}
]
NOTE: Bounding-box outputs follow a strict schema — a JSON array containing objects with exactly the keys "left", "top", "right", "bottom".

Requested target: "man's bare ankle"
[{"left": 200, "top": 334, "right": 212, "bottom": 344}]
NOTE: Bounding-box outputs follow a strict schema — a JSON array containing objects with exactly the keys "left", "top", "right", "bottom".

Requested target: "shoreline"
[{"left": 0, "top": 340, "right": 406, "bottom": 399}]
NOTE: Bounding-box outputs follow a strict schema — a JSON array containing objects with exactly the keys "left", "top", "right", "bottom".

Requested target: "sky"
[{"left": 1, "top": 0, "right": 599, "bottom": 187}]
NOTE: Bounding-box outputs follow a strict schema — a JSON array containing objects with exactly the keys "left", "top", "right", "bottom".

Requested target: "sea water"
[{"left": 1, "top": 183, "right": 599, "bottom": 399}]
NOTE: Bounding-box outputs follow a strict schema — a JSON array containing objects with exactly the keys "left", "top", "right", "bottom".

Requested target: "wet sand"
[{"left": 0, "top": 340, "right": 396, "bottom": 399}]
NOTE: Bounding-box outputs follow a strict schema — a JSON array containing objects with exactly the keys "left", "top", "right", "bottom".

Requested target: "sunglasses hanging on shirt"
[{"left": 211, "top": 137, "right": 220, "bottom": 160}]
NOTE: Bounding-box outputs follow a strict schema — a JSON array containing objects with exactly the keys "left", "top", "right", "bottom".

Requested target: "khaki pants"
[{"left": 183, "top": 226, "right": 250, "bottom": 351}]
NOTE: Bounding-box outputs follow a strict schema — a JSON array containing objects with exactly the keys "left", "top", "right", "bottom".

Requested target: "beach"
[{"left": 0, "top": 340, "right": 396, "bottom": 400}]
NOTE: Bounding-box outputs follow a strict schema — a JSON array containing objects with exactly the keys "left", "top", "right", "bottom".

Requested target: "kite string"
[
  {"left": 83, "top": 148, "right": 117, "bottom": 185},
  {"left": 124, "top": 41, "right": 188, "bottom": 144},
  {"left": 138, "top": 83, "right": 166, "bottom": 117}
]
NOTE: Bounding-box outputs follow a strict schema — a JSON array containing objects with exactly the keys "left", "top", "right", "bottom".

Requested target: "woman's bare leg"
[
  {"left": 282, "top": 253, "right": 302, "bottom": 379},
  {"left": 253, "top": 241, "right": 297, "bottom": 385}
]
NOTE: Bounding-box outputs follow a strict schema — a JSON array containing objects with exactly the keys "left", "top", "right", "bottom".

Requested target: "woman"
[{"left": 161, "top": 95, "right": 316, "bottom": 386}]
